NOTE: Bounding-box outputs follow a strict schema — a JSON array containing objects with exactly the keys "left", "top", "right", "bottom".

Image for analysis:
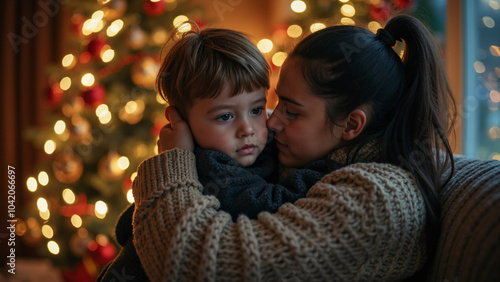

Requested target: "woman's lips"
[
  {"left": 237, "top": 144, "right": 256, "bottom": 155},
  {"left": 275, "top": 140, "right": 287, "bottom": 151}
]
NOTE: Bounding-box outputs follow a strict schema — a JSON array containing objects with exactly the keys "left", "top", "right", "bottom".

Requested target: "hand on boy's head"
[{"left": 158, "top": 107, "right": 194, "bottom": 153}]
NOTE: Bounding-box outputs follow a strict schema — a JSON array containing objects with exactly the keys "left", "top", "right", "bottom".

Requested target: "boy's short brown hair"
[{"left": 156, "top": 22, "right": 271, "bottom": 118}]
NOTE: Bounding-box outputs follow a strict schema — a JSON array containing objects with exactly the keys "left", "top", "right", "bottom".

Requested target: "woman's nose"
[{"left": 267, "top": 111, "right": 284, "bottom": 132}]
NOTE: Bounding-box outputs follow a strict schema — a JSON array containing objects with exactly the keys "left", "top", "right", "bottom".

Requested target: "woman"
[{"left": 132, "top": 15, "right": 455, "bottom": 281}]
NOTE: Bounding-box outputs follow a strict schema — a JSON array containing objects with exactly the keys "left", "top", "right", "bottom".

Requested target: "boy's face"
[{"left": 187, "top": 85, "right": 268, "bottom": 167}]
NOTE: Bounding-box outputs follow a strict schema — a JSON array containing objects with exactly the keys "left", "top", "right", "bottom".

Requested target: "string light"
[
  {"left": 272, "top": 52, "right": 287, "bottom": 67},
  {"left": 368, "top": 21, "right": 382, "bottom": 33},
  {"left": 101, "top": 48, "right": 115, "bottom": 62},
  {"left": 60, "top": 77, "right": 71, "bottom": 91},
  {"left": 474, "top": 61, "right": 486, "bottom": 73},
  {"left": 257, "top": 39, "right": 273, "bottom": 53},
  {"left": 491, "top": 90, "right": 500, "bottom": 103},
  {"left": 106, "top": 19, "right": 124, "bottom": 37},
  {"left": 310, "top": 23, "right": 326, "bottom": 33},
  {"left": 490, "top": 45, "right": 500, "bottom": 57},
  {"left": 173, "top": 15, "right": 189, "bottom": 28},
  {"left": 117, "top": 156, "right": 130, "bottom": 170},
  {"left": 483, "top": 16, "right": 495, "bottom": 28},
  {"left": 341, "top": 17, "right": 355, "bottom": 25},
  {"left": 27, "top": 177, "right": 37, "bottom": 192},
  {"left": 40, "top": 209, "right": 50, "bottom": 220},
  {"left": 42, "top": 225, "right": 54, "bottom": 239},
  {"left": 38, "top": 171, "right": 49, "bottom": 186},
  {"left": 71, "top": 214, "right": 82, "bottom": 228},
  {"left": 126, "top": 189, "right": 134, "bottom": 203},
  {"left": 44, "top": 140, "right": 56, "bottom": 155},
  {"left": 54, "top": 120, "right": 66, "bottom": 134},
  {"left": 37, "top": 197, "right": 48, "bottom": 212},
  {"left": 62, "top": 54, "right": 75, "bottom": 68},
  {"left": 62, "top": 188, "right": 76, "bottom": 204},
  {"left": 95, "top": 201, "right": 108, "bottom": 219},
  {"left": 81, "top": 73, "right": 95, "bottom": 87},
  {"left": 291, "top": 0, "right": 306, "bottom": 13},
  {"left": 47, "top": 241, "right": 60, "bottom": 255},
  {"left": 287, "top": 25, "right": 303, "bottom": 38},
  {"left": 490, "top": 0, "right": 500, "bottom": 10},
  {"left": 341, "top": 4, "right": 356, "bottom": 17}
]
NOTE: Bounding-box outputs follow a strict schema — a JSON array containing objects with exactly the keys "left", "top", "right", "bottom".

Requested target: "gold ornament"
[
  {"left": 98, "top": 151, "right": 125, "bottom": 182},
  {"left": 131, "top": 55, "right": 160, "bottom": 89},
  {"left": 53, "top": 151, "right": 84, "bottom": 184}
]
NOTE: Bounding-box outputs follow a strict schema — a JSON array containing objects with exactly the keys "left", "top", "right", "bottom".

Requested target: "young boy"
[{"left": 98, "top": 23, "right": 337, "bottom": 281}]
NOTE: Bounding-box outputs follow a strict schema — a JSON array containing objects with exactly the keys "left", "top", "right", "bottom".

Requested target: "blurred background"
[{"left": 0, "top": 0, "right": 498, "bottom": 280}]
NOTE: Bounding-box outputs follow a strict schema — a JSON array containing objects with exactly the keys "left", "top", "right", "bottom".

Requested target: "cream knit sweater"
[{"left": 132, "top": 143, "right": 427, "bottom": 281}]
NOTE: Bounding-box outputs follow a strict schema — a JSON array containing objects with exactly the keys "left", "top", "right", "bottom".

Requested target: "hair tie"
[{"left": 375, "top": 28, "right": 396, "bottom": 47}]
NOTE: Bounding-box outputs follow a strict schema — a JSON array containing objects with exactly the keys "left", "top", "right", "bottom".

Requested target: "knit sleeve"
[{"left": 133, "top": 156, "right": 427, "bottom": 281}]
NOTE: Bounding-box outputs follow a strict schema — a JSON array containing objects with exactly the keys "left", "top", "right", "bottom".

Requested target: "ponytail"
[{"left": 383, "top": 15, "right": 456, "bottom": 260}]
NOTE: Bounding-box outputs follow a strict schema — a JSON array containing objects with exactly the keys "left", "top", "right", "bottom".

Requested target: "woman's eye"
[
  {"left": 251, "top": 107, "right": 265, "bottom": 116},
  {"left": 216, "top": 114, "right": 233, "bottom": 121},
  {"left": 284, "top": 104, "right": 298, "bottom": 118}
]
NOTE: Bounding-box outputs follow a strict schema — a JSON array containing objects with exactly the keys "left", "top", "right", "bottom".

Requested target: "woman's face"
[{"left": 267, "top": 57, "right": 345, "bottom": 168}]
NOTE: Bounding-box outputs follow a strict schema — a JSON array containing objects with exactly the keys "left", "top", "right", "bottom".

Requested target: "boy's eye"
[
  {"left": 250, "top": 107, "right": 265, "bottom": 116},
  {"left": 216, "top": 113, "right": 233, "bottom": 121}
]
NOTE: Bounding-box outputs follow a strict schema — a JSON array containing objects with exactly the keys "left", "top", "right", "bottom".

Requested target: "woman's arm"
[{"left": 132, "top": 149, "right": 427, "bottom": 281}]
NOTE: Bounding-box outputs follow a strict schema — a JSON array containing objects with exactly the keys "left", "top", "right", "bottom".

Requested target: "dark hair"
[
  {"left": 290, "top": 15, "right": 456, "bottom": 261},
  {"left": 156, "top": 22, "right": 270, "bottom": 117}
]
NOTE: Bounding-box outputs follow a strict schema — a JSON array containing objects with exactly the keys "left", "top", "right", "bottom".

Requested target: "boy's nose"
[
  {"left": 238, "top": 120, "right": 254, "bottom": 137},
  {"left": 267, "top": 111, "right": 284, "bottom": 132}
]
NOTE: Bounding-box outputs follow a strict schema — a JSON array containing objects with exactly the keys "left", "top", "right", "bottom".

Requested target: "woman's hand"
[{"left": 157, "top": 107, "right": 194, "bottom": 153}]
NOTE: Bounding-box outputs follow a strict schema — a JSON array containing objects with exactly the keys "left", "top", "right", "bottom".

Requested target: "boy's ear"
[{"left": 342, "top": 109, "right": 366, "bottom": 141}]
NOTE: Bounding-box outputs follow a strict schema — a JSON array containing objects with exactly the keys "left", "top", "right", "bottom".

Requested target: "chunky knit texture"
[{"left": 132, "top": 143, "right": 427, "bottom": 281}]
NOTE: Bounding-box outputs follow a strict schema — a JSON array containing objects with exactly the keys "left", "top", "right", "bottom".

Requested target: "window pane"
[{"left": 463, "top": 0, "right": 500, "bottom": 160}]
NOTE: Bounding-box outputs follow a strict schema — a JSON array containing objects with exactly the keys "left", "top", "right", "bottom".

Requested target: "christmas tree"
[{"left": 20, "top": 0, "right": 422, "bottom": 279}]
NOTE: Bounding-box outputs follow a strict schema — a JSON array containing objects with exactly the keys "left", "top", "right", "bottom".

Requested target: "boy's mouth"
[{"left": 237, "top": 144, "right": 256, "bottom": 155}]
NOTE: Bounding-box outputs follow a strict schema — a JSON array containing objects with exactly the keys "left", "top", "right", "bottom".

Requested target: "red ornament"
[
  {"left": 143, "top": 0, "right": 166, "bottom": 17},
  {"left": 86, "top": 37, "right": 107, "bottom": 58},
  {"left": 88, "top": 241, "right": 117, "bottom": 266},
  {"left": 393, "top": 0, "right": 414, "bottom": 10},
  {"left": 81, "top": 84, "right": 106, "bottom": 108},
  {"left": 46, "top": 83, "right": 64, "bottom": 107},
  {"left": 60, "top": 194, "right": 95, "bottom": 217},
  {"left": 370, "top": 1, "right": 393, "bottom": 22},
  {"left": 122, "top": 175, "right": 133, "bottom": 194},
  {"left": 193, "top": 18, "right": 207, "bottom": 30}
]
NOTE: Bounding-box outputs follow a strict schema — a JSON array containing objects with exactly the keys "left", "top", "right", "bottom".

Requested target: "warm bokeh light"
[
  {"left": 341, "top": 17, "right": 355, "bottom": 25},
  {"left": 54, "top": 120, "right": 66, "bottom": 134},
  {"left": 310, "top": 23, "right": 326, "bottom": 33},
  {"left": 287, "top": 24, "right": 303, "bottom": 38},
  {"left": 368, "top": 21, "right": 382, "bottom": 33},
  {"left": 38, "top": 171, "right": 49, "bottom": 186},
  {"left": 125, "top": 101, "right": 138, "bottom": 114},
  {"left": 106, "top": 19, "right": 124, "bottom": 37},
  {"left": 48, "top": 241, "right": 60, "bottom": 255},
  {"left": 341, "top": 4, "right": 356, "bottom": 17},
  {"left": 130, "top": 171, "right": 138, "bottom": 182},
  {"left": 490, "top": 45, "right": 500, "bottom": 57},
  {"left": 42, "top": 225, "right": 54, "bottom": 239},
  {"left": 96, "top": 104, "right": 109, "bottom": 117},
  {"left": 60, "top": 77, "right": 71, "bottom": 91},
  {"left": 491, "top": 90, "right": 500, "bottom": 103},
  {"left": 173, "top": 15, "right": 189, "bottom": 27},
  {"left": 272, "top": 52, "right": 287, "bottom": 67},
  {"left": 62, "top": 188, "right": 76, "bottom": 204},
  {"left": 37, "top": 197, "right": 48, "bottom": 212},
  {"left": 81, "top": 73, "right": 95, "bottom": 87},
  {"left": 40, "top": 209, "right": 50, "bottom": 220},
  {"left": 44, "top": 140, "right": 56, "bottom": 155},
  {"left": 71, "top": 214, "right": 82, "bottom": 228},
  {"left": 117, "top": 156, "right": 130, "bottom": 170},
  {"left": 483, "top": 16, "right": 495, "bottom": 28},
  {"left": 488, "top": 126, "right": 500, "bottom": 139},
  {"left": 257, "top": 39, "right": 273, "bottom": 53},
  {"left": 490, "top": 0, "right": 500, "bottom": 10},
  {"left": 291, "top": 0, "right": 306, "bottom": 13},
  {"left": 95, "top": 201, "right": 108, "bottom": 219},
  {"left": 101, "top": 48, "right": 115, "bottom": 62},
  {"left": 27, "top": 177, "right": 38, "bottom": 192},
  {"left": 474, "top": 61, "right": 486, "bottom": 73},
  {"left": 99, "top": 111, "right": 112, "bottom": 124},
  {"left": 127, "top": 189, "right": 135, "bottom": 203},
  {"left": 62, "top": 54, "right": 75, "bottom": 68}
]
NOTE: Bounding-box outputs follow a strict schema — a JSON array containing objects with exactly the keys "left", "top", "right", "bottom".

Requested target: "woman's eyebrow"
[{"left": 275, "top": 88, "right": 304, "bottom": 107}]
